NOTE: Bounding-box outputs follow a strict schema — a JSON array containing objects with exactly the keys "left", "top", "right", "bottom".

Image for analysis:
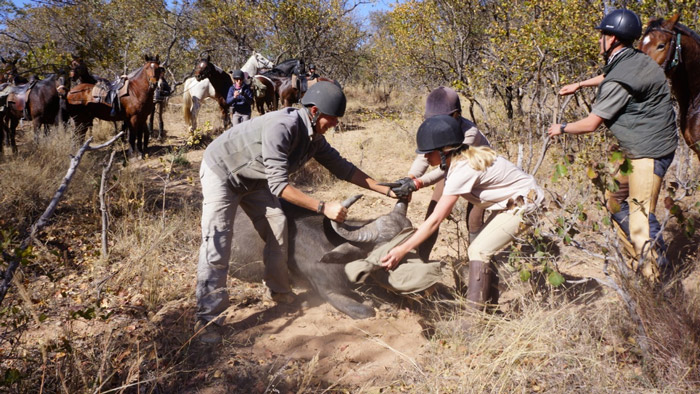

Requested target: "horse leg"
[
  {"left": 9, "top": 117, "right": 18, "bottom": 154},
  {"left": 142, "top": 120, "right": 149, "bottom": 159},
  {"left": 158, "top": 103, "right": 165, "bottom": 140},
  {"left": 148, "top": 106, "right": 155, "bottom": 139},
  {"left": 190, "top": 97, "right": 200, "bottom": 134}
]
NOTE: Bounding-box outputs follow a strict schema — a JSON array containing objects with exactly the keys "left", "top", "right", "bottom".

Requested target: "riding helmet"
[
  {"left": 301, "top": 81, "right": 346, "bottom": 117},
  {"left": 424, "top": 87, "right": 461, "bottom": 119},
  {"left": 416, "top": 115, "right": 463, "bottom": 154},
  {"left": 232, "top": 69, "right": 244, "bottom": 80},
  {"left": 595, "top": 9, "right": 642, "bottom": 41},
  {"left": 309, "top": 64, "right": 316, "bottom": 70}
]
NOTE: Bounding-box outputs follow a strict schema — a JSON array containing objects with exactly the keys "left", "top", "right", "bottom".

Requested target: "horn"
[{"left": 331, "top": 197, "right": 411, "bottom": 243}]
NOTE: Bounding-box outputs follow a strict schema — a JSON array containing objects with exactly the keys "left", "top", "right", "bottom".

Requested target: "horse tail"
[{"left": 183, "top": 87, "right": 193, "bottom": 130}]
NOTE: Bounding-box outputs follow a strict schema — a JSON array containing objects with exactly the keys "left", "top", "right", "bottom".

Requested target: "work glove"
[{"left": 385, "top": 177, "right": 422, "bottom": 198}]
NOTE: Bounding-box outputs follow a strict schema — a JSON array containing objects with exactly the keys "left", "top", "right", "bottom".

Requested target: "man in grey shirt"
[
  {"left": 195, "top": 81, "right": 396, "bottom": 343},
  {"left": 548, "top": 9, "right": 677, "bottom": 281}
]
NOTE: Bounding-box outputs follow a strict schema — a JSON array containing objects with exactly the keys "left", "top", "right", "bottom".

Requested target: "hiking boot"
[
  {"left": 194, "top": 320, "right": 224, "bottom": 344},
  {"left": 264, "top": 289, "right": 297, "bottom": 305}
]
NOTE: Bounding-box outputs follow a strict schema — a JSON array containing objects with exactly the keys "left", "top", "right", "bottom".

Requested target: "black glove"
[{"left": 389, "top": 177, "right": 419, "bottom": 198}]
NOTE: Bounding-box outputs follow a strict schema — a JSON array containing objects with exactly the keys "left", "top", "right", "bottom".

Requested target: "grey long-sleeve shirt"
[{"left": 203, "top": 107, "right": 356, "bottom": 195}]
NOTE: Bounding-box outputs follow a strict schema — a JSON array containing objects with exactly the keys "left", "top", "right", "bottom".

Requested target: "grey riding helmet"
[
  {"left": 424, "top": 86, "right": 461, "bottom": 119},
  {"left": 416, "top": 115, "right": 463, "bottom": 154},
  {"left": 301, "top": 81, "right": 346, "bottom": 117},
  {"left": 595, "top": 9, "right": 642, "bottom": 41}
]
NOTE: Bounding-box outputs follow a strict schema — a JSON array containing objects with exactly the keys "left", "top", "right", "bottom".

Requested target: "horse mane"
[{"left": 644, "top": 17, "right": 700, "bottom": 44}]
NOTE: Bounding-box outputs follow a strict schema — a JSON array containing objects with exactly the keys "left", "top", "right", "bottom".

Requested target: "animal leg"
[
  {"left": 190, "top": 97, "right": 200, "bottom": 133},
  {"left": 319, "top": 243, "right": 367, "bottom": 265}
]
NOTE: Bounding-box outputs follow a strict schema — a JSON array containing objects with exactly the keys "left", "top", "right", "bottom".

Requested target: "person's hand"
[
  {"left": 559, "top": 82, "right": 580, "bottom": 96},
  {"left": 233, "top": 90, "right": 240, "bottom": 97},
  {"left": 547, "top": 123, "right": 563, "bottom": 138},
  {"left": 388, "top": 177, "right": 421, "bottom": 198},
  {"left": 380, "top": 247, "right": 406, "bottom": 271},
  {"left": 323, "top": 201, "right": 347, "bottom": 222}
]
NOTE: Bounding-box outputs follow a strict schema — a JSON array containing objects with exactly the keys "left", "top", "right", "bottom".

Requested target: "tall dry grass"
[{"left": 0, "top": 88, "right": 698, "bottom": 393}]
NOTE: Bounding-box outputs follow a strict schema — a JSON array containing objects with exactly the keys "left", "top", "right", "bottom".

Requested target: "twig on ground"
[{"left": 0, "top": 132, "right": 124, "bottom": 306}]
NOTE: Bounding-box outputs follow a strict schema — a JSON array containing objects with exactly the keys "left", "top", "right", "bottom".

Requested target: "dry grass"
[{"left": 0, "top": 89, "right": 699, "bottom": 393}]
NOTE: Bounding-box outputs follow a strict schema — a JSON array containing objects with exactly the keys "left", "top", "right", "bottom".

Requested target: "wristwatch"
[{"left": 560, "top": 122, "right": 568, "bottom": 134}]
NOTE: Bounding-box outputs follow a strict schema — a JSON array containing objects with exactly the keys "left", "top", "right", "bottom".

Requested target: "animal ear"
[
  {"left": 206, "top": 55, "right": 210, "bottom": 62},
  {"left": 155, "top": 54, "right": 160, "bottom": 63},
  {"left": 668, "top": 13, "right": 680, "bottom": 27}
]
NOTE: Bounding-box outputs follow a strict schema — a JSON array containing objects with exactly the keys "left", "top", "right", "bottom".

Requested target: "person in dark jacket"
[
  {"left": 227, "top": 69, "right": 254, "bottom": 124},
  {"left": 548, "top": 9, "right": 678, "bottom": 281}
]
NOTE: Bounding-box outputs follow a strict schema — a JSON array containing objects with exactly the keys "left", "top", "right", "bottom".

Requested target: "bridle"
[{"left": 646, "top": 27, "right": 682, "bottom": 72}]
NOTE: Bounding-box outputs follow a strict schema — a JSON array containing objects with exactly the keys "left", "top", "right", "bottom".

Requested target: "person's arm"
[
  {"left": 225, "top": 86, "right": 236, "bottom": 106},
  {"left": 380, "top": 194, "right": 459, "bottom": 270},
  {"left": 348, "top": 168, "right": 396, "bottom": 198},
  {"left": 279, "top": 184, "right": 348, "bottom": 222},
  {"left": 548, "top": 112, "right": 604, "bottom": 137},
  {"left": 242, "top": 85, "right": 254, "bottom": 105},
  {"left": 559, "top": 74, "right": 605, "bottom": 96}
]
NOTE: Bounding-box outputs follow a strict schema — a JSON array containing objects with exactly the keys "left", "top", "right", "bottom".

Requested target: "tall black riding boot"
[{"left": 466, "top": 260, "right": 497, "bottom": 309}]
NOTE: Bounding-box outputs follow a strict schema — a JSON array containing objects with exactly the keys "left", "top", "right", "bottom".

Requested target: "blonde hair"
[{"left": 450, "top": 145, "right": 497, "bottom": 171}]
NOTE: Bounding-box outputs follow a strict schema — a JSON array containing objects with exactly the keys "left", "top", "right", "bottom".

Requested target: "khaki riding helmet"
[
  {"left": 424, "top": 87, "right": 461, "bottom": 119},
  {"left": 301, "top": 80, "right": 346, "bottom": 125}
]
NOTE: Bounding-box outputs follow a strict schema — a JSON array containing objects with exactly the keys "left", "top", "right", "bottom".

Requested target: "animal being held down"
[{"left": 230, "top": 195, "right": 442, "bottom": 319}]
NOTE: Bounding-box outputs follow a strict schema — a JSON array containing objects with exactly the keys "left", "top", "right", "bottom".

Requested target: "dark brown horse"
[
  {"left": 639, "top": 14, "right": 700, "bottom": 160},
  {"left": 69, "top": 55, "right": 110, "bottom": 85},
  {"left": 66, "top": 55, "right": 163, "bottom": 158},
  {"left": 251, "top": 75, "right": 277, "bottom": 114},
  {"left": 149, "top": 75, "right": 171, "bottom": 140},
  {"left": 3, "top": 72, "right": 71, "bottom": 151},
  {"left": 193, "top": 56, "right": 232, "bottom": 129}
]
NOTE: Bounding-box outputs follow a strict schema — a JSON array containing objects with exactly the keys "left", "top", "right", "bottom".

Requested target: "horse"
[
  {"left": 639, "top": 14, "right": 700, "bottom": 160},
  {"left": 193, "top": 56, "right": 233, "bottom": 129},
  {"left": 182, "top": 76, "right": 216, "bottom": 134},
  {"left": 239, "top": 52, "right": 276, "bottom": 115},
  {"left": 69, "top": 55, "right": 110, "bottom": 85},
  {"left": 149, "top": 75, "right": 171, "bottom": 141},
  {"left": 263, "top": 59, "right": 307, "bottom": 109},
  {"left": 1, "top": 69, "right": 69, "bottom": 155},
  {"left": 240, "top": 51, "right": 274, "bottom": 84},
  {"left": 66, "top": 55, "right": 163, "bottom": 158},
  {"left": 252, "top": 75, "right": 277, "bottom": 114}
]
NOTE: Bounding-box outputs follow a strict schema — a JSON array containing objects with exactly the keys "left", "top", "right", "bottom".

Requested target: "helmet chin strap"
[
  {"left": 308, "top": 106, "right": 320, "bottom": 127},
  {"left": 603, "top": 36, "right": 622, "bottom": 63},
  {"left": 438, "top": 145, "right": 467, "bottom": 170}
]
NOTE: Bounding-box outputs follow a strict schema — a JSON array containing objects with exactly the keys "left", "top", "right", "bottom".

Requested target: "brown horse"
[
  {"left": 251, "top": 75, "right": 277, "bottom": 114},
  {"left": 193, "top": 56, "right": 232, "bottom": 129},
  {"left": 69, "top": 55, "right": 110, "bottom": 85},
  {"left": 149, "top": 75, "right": 171, "bottom": 140},
  {"left": 67, "top": 55, "right": 163, "bottom": 158},
  {"left": 3, "top": 72, "right": 71, "bottom": 152},
  {"left": 639, "top": 14, "right": 700, "bottom": 160}
]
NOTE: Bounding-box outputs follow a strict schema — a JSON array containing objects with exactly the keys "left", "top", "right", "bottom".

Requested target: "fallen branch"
[{"left": 0, "top": 132, "right": 124, "bottom": 306}]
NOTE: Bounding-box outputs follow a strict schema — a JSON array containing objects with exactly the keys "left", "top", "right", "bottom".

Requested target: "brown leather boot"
[{"left": 466, "top": 260, "right": 496, "bottom": 309}]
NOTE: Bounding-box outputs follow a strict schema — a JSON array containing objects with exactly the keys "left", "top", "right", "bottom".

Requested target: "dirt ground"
[{"left": 5, "top": 90, "right": 700, "bottom": 393}]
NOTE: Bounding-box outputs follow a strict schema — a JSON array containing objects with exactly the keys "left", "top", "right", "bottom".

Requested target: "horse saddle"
[
  {"left": 91, "top": 78, "right": 129, "bottom": 106},
  {"left": 6, "top": 80, "right": 37, "bottom": 118},
  {"left": 252, "top": 77, "right": 267, "bottom": 98}
]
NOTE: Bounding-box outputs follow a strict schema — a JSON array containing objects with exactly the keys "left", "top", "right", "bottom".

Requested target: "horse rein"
[{"left": 647, "top": 27, "right": 682, "bottom": 72}]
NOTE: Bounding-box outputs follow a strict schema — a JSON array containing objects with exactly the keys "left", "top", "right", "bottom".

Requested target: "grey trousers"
[
  {"left": 232, "top": 112, "right": 251, "bottom": 125},
  {"left": 195, "top": 162, "right": 290, "bottom": 323}
]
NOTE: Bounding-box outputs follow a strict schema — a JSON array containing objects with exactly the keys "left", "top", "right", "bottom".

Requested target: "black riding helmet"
[
  {"left": 232, "top": 69, "right": 244, "bottom": 80},
  {"left": 301, "top": 80, "right": 346, "bottom": 117},
  {"left": 595, "top": 9, "right": 642, "bottom": 42},
  {"left": 416, "top": 115, "right": 463, "bottom": 154}
]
